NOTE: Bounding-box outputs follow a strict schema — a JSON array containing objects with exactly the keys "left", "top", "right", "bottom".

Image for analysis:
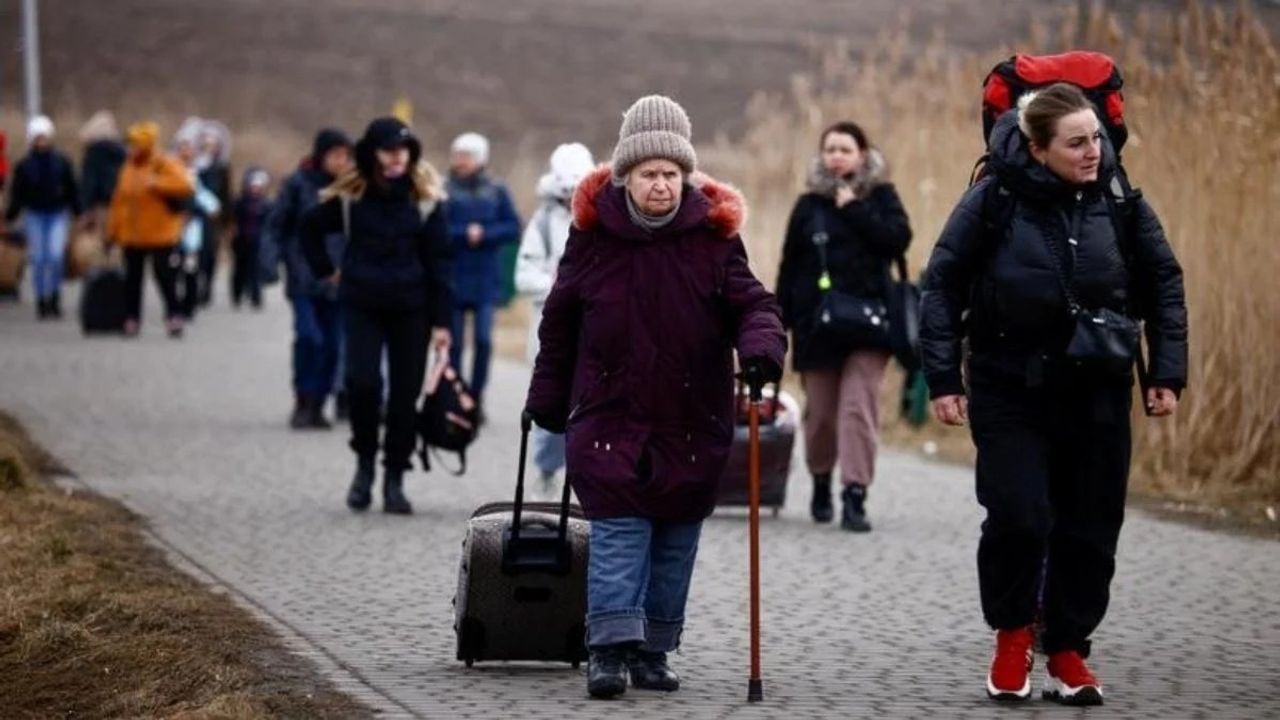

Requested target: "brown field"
[{"left": 0, "top": 414, "right": 371, "bottom": 719}]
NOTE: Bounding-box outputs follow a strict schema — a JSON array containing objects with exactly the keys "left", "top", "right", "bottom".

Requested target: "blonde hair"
[
  {"left": 1016, "top": 83, "right": 1095, "bottom": 149},
  {"left": 320, "top": 159, "right": 446, "bottom": 203}
]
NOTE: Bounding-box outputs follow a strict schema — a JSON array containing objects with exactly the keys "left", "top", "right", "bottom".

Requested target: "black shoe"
[
  {"left": 347, "top": 458, "right": 375, "bottom": 511},
  {"left": 810, "top": 472, "right": 834, "bottom": 523},
  {"left": 51, "top": 291, "right": 62, "bottom": 318},
  {"left": 382, "top": 468, "right": 413, "bottom": 515},
  {"left": 587, "top": 645, "right": 629, "bottom": 699},
  {"left": 289, "top": 396, "right": 310, "bottom": 430},
  {"left": 306, "top": 398, "right": 332, "bottom": 430},
  {"left": 334, "top": 391, "right": 350, "bottom": 421},
  {"left": 36, "top": 297, "right": 50, "bottom": 320},
  {"left": 628, "top": 649, "right": 680, "bottom": 692},
  {"left": 841, "top": 484, "right": 872, "bottom": 533}
]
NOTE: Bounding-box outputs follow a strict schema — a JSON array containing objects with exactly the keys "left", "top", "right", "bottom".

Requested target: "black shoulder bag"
[
  {"left": 809, "top": 207, "right": 891, "bottom": 351},
  {"left": 1044, "top": 195, "right": 1141, "bottom": 376}
]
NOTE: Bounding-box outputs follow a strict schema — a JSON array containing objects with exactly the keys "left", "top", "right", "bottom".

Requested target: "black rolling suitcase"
[
  {"left": 716, "top": 382, "right": 797, "bottom": 514},
  {"left": 453, "top": 412, "right": 589, "bottom": 667},
  {"left": 80, "top": 266, "right": 128, "bottom": 334}
]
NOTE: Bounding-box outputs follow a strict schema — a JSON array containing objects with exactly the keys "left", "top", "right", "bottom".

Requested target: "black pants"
[
  {"left": 123, "top": 247, "right": 180, "bottom": 322},
  {"left": 968, "top": 362, "right": 1132, "bottom": 657},
  {"left": 197, "top": 230, "right": 217, "bottom": 306},
  {"left": 344, "top": 304, "right": 429, "bottom": 471},
  {"left": 177, "top": 251, "right": 200, "bottom": 319},
  {"left": 231, "top": 240, "right": 262, "bottom": 308}
]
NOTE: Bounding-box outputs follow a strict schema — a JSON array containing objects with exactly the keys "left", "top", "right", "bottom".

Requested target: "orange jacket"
[{"left": 107, "top": 151, "right": 194, "bottom": 249}]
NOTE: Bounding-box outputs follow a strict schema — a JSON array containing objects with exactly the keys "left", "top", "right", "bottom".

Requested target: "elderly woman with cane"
[{"left": 525, "top": 95, "right": 786, "bottom": 699}]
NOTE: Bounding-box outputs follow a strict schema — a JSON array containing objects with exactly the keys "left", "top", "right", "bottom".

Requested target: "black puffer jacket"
[
  {"left": 5, "top": 149, "right": 81, "bottom": 220},
  {"left": 775, "top": 152, "right": 912, "bottom": 371},
  {"left": 919, "top": 111, "right": 1188, "bottom": 398},
  {"left": 300, "top": 177, "right": 453, "bottom": 327}
]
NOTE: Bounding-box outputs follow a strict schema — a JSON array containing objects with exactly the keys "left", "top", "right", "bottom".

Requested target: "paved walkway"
[{"left": 1, "top": 283, "right": 1277, "bottom": 719}]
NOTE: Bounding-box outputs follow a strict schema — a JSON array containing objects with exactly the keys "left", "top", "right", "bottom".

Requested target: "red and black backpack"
[{"left": 981, "top": 51, "right": 1128, "bottom": 152}]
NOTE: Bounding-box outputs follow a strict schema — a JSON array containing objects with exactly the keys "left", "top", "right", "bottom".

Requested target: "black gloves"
[{"left": 739, "top": 357, "right": 781, "bottom": 401}]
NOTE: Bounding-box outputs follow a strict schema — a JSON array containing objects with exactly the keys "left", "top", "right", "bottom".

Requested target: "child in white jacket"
[{"left": 515, "top": 142, "right": 594, "bottom": 494}]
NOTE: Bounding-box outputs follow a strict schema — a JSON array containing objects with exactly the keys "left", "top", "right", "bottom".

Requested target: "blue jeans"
[
  {"left": 587, "top": 518, "right": 702, "bottom": 652},
  {"left": 292, "top": 295, "right": 343, "bottom": 399},
  {"left": 450, "top": 302, "right": 495, "bottom": 399},
  {"left": 25, "top": 210, "right": 69, "bottom": 301},
  {"left": 533, "top": 427, "right": 566, "bottom": 477}
]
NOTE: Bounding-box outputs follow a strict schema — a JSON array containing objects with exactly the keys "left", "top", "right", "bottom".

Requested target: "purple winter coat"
[{"left": 525, "top": 166, "right": 786, "bottom": 523}]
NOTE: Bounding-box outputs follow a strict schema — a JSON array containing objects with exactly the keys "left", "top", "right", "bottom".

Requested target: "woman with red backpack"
[{"left": 920, "top": 83, "right": 1187, "bottom": 706}]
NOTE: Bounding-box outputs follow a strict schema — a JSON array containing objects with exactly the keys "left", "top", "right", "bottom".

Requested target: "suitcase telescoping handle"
[{"left": 505, "top": 412, "right": 574, "bottom": 574}]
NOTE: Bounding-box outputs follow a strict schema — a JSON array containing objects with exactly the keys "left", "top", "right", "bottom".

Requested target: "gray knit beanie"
[{"left": 610, "top": 95, "right": 697, "bottom": 182}]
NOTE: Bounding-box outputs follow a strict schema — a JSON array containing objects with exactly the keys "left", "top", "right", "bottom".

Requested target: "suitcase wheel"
[{"left": 465, "top": 658, "right": 474, "bottom": 668}]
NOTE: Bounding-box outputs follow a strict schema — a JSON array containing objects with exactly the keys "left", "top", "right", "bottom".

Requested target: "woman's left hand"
[
  {"left": 1146, "top": 387, "right": 1179, "bottom": 417},
  {"left": 834, "top": 184, "right": 855, "bottom": 208},
  {"left": 430, "top": 327, "right": 452, "bottom": 355}
]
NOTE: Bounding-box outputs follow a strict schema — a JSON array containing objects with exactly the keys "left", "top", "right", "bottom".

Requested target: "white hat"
[
  {"left": 540, "top": 142, "right": 595, "bottom": 199},
  {"left": 451, "top": 132, "right": 490, "bottom": 166},
  {"left": 26, "top": 115, "right": 55, "bottom": 144}
]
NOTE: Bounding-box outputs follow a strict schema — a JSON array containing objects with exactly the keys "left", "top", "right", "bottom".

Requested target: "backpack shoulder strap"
[
  {"left": 1102, "top": 169, "right": 1139, "bottom": 264},
  {"left": 538, "top": 204, "right": 553, "bottom": 259},
  {"left": 340, "top": 195, "right": 351, "bottom": 243}
]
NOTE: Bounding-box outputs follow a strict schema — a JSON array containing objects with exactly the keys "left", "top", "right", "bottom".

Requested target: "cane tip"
[{"left": 747, "top": 678, "right": 764, "bottom": 702}]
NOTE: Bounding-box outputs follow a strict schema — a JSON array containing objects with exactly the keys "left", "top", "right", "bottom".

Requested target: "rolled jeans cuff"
[
  {"left": 641, "top": 617, "right": 683, "bottom": 653},
  {"left": 586, "top": 608, "right": 646, "bottom": 649}
]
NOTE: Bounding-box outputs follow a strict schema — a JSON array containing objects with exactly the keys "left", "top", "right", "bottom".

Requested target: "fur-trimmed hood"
[
  {"left": 571, "top": 164, "right": 746, "bottom": 238},
  {"left": 806, "top": 147, "right": 890, "bottom": 199}
]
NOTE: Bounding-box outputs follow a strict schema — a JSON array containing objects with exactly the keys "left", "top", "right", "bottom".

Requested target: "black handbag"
[
  {"left": 885, "top": 256, "right": 921, "bottom": 371},
  {"left": 1045, "top": 204, "right": 1140, "bottom": 375},
  {"left": 809, "top": 209, "right": 891, "bottom": 350}
]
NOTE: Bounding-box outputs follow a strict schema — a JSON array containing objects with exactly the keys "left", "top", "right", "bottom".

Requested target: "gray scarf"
[{"left": 625, "top": 192, "right": 679, "bottom": 232}]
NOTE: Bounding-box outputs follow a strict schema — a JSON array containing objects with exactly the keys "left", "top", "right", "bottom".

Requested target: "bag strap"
[
  {"left": 340, "top": 195, "right": 351, "bottom": 244},
  {"left": 511, "top": 412, "right": 572, "bottom": 546},
  {"left": 813, "top": 200, "right": 910, "bottom": 292},
  {"left": 1043, "top": 194, "right": 1087, "bottom": 315},
  {"left": 538, "top": 205, "right": 553, "bottom": 260}
]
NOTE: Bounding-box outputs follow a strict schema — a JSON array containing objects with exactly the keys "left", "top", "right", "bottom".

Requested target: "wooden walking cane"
[{"left": 746, "top": 377, "right": 764, "bottom": 703}]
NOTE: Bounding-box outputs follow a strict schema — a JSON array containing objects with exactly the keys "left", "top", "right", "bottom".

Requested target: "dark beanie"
[
  {"left": 312, "top": 128, "right": 351, "bottom": 164},
  {"left": 355, "top": 117, "right": 421, "bottom": 178}
]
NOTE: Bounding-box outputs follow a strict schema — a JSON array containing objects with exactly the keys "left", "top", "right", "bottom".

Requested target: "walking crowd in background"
[{"left": 0, "top": 48, "right": 1188, "bottom": 706}]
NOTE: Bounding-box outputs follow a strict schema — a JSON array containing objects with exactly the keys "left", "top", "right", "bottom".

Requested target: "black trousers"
[
  {"left": 123, "top": 247, "right": 180, "bottom": 322},
  {"left": 177, "top": 251, "right": 200, "bottom": 319},
  {"left": 968, "top": 362, "right": 1132, "bottom": 657},
  {"left": 344, "top": 304, "right": 429, "bottom": 471},
  {"left": 197, "top": 232, "right": 217, "bottom": 306},
  {"left": 231, "top": 240, "right": 262, "bottom": 308}
]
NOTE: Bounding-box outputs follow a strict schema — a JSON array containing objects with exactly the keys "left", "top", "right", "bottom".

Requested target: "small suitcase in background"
[
  {"left": 716, "top": 382, "right": 798, "bottom": 515},
  {"left": 0, "top": 230, "right": 27, "bottom": 300},
  {"left": 79, "top": 266, "right": 128, "bottom": 334},
  {"left": 454, "top": 412, "right": 589, "bottom": 667}
]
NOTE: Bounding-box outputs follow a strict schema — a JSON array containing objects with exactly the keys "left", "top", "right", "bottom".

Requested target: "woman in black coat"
[
  {"left": 775, "top": 121, "right": 911, "bottom": 532},
  {"left": 919, "top": 84, "right": 1187, "bottom": 705},
  {"left": 301, "top": 117, "right": 453, "bottom": 515}
]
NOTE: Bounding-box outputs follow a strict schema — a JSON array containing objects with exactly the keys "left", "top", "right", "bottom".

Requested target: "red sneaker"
[
  {"left": 986, "top": 627, "right": 1034, "bottom": 701},
  {"left": 1044, "top": 650, "right": 1104, "bottom": 706}
]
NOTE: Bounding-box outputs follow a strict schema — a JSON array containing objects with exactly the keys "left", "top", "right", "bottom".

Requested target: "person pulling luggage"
[
  {"left": 524, "top": 95, "right": 785, "bottom": 699},
  {"left": 301, "top": 117, "right": 453, "bottom": 515}
]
